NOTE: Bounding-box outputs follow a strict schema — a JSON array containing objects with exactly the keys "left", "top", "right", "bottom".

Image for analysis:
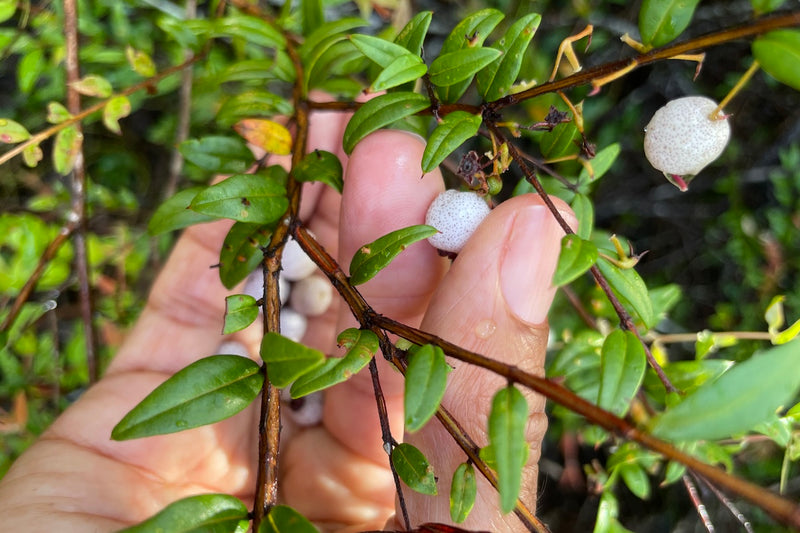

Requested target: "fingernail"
[{"left": 500, "top": 205, "right": 565, "bottom": 325}]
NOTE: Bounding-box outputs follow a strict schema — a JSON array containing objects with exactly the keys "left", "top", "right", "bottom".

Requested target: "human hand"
[{"left": 0, "top": 107, "right": 574, "bottom": 532}]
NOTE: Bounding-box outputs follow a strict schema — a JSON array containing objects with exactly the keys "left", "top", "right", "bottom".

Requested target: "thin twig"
[
  {"left": 696, "top": 472, "right": 755, "bottom": 533},
  {"left": 683, "top": 474, "right": 716, "bottom": 533}
]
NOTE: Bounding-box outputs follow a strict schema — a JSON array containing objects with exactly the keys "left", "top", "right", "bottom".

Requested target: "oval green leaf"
[
  {"left": 179, "top": 136, "right": 254, "bottom": 174},
  {"left": 405, "top": 344, "right": 451, "bottom": 432},
  {"left": 753, "top": 30, "right": 800, "bottom": 92},
  {"left": 395, "top": 11, "right": 432, "bottom": 56},
  {"left": 371, "top": 54, "right": 427, "bottom": 93},
  {"left": 342, "top": 92, "right": 430, "bottom": 154},
  {"left": 450, "top": 462, "right": 477, "bottom": 523},
  {"left": 53, "top": 124, "right": 83, "bottom": 175},
  {"left": 598, "top": 330, "right": 646, "bottom": 417},
  {"left": 570, "top": 193, "right": 594, "bottom": 240},
  {"left": 488, "top": 385, "right": 529, "bottom": 514},
  {"left": 102, "top": 95, "right": 131, "bottom": 135},
  {"left": 293, "top": 150, "right": 344, "bottom": 193},
  {"left": 148, "top": 187, "right": 217, "bottom": 235},
  {"left": 217, "top": 90, "right": 294, "bottom": 128},
  {"left": 651, "top": 339, "right": 800, "bottom": 442},
  {"left": 350, "top": 34, "right": 415, "bottom": 68},
  {"left": 189, "top": 171, "right": 288, "bottom": 224},
  {"left": 17, "top": 48, "right": 44, "bottom": 94},
  {"left": 428, "top": 47, "right": 502, "bottom": 88},
  {"left": 219, "top": 222, "right": 274, "bottom": 289},
  {"left": 111, "top": 355, "right": 263, "bottom": 440},
  {"left": 224, "top": 294, "right": 259, "bottom": 334},
  {"left": 213, "top": 14, "right": 286, "bottom": 50},
  {"left": 0, "top": 118, "right": 31, "bottom": 144},
  {"left": 349, "top": 224, "right": 438, "bottom": 285},
  {"left": 260, "top": 331, "right": 326, "bottom": 388},
  {"left": 290, "top": 329, "right": 379, "bottom": 398},
  {"left": 70, "top": 74, "right": 112, "bottom": 98},
  {"left": 597, "top": 257, "right": 655, "bottom": 329},
  {"left": 301, "top": 0, "right": 324, "bottom": 35},
  {"left": 540, "top": 119, "right": 578, "bottom": 159},
  {"left": 299, "top": 18, "right": 368, "bottom": 62},
  {"left": 553, "top": 234, "right": 598, "bottom": 287},
  {"left": 47, "top": 102, "right": 71, "bottom": 124},
  {"left": 126, "top": 46, "right": 157, "bottom": 77},
  {"left": 391, "top": 442, "right": 438, "bottom": 495},
  {"left": 476, "top": 13, "right": 541, "bottom": 102},
  {"left": 639, "top": 0, "right": 701, "bottom": 48},
  {"left": 117, "top": 493, "right": 249, "bottom": 533},
  {"left": 578, "top": 142, "right": 621, "bottom": 183},
  {"left": 0, "top": 0, "right": 16, "bottom": 23},
  {"left": 260, "top": 505, "right": 320, "bottom": 533},
  {"left": 421, "top": 111, "right": 482, "bottom": 173},
  {"left": 619, "top": 463, "right": 651, "bottom": 500}
]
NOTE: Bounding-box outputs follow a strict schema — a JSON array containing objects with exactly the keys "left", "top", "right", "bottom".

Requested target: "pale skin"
[{"left": 0, "top": 108, "right": 575, "bottom": 532}]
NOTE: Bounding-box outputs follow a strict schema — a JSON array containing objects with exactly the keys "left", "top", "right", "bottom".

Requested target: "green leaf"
[
  {"left": 488, "top": 385, "right": 529, "bottom": 514},
  {"left": 47, "top": 102, "right": 72, "bottom": 124},
  {"left": 751, "top": 0, "right": 786, "bottom": 16},
  {"left": 579, "top": 143, "right": 621, "bottom": 183},
  {"left": 618, "top": 463, "right": 651, "bottom": 500},
  {"left": 349, "top": 224, "right": 438, "bottom": 285},
  {"left": 639, "top": 0, "right": 701, "bottom": 48},
  {"left": 342, "top": 92, "right": 430, "bottom": 154},
  {"left": 597, "top": 257, "right": 655, "bottom": 329},
  {"left": 102, "top": 95, "right": 131, "bottom": 135},
  {"left": 405, "top": 344, "right": 451, "bottom": 432},
  {"left": 450, "top": 462, "right": 477, "bottom": 523},
  {"left": 290, "top": 329, "right": 378, "bottom": 397},
  {"left": 301, "top": 0, "right": 324, "bottom": 35},
  {"left": 260, "top": 505, "right": 320, "bottom": 533},
  {"left": 753, "top": 30, "right": 800, "bottom": 92},
  {"left": 117, "top": 493, "right": 249, "bottom": 533},
  {"left": 0, "top": 118, "right": 31, "bottom": 143},
  {"left": 219, "top": 222, "right": 273, "bottom": 289},
  {"left": 111, "top": 355, "right": 263, "bottom": 440},
  {"left": 350, "top": 34, "right": 415, "bottom": 68},
  {"left": 421, "top": 111, "right": 482, "bottom": 173},
  {"left": 292, "top": 150, "right": 344, "bottom": 193},
  {"left": 179, "top": 136, "right": 254, "bottom": 174},
  {"left": 299, "top": 18, "right": 367, "bottom": 61},
  {"left": 395, "top": 11, "right": 432, "bottom": 56},
  {"left": 571, "top": 193, "right": 594, "bottom": 240},
  {"left": 260, "top": 331, "right": 326, "bottom": 388},
  {"left": 126, "top": 46, "right": 157, "bottom": 77},
  {"left": 53, "top": 124, "right": 83, "bottom": 175},
  {"left": 553, "top": 234, "right": 598, "bottom": 286},
  {"left": 148, "top": 187, "right": 218, "bottom": 235},
  {"left": 476, "top": 13, "right": 541, "bottom": 101},
  {"left": 651, "top": 339, "right": 800, "bottom": 441},
  {"left": 391, "top": 442, "right": 438, "bottom": 495},
  {"left": 598, "top": 330, "right": 646, "bottom": 417},
  {"left": 214, "top": 15, "right": 286, "bottom": 50},
  {"left": 540, "top": 120, "right": 578, "bottom": 159},
  {"left": 217, "top": 90, "right": 294, "bottom": 128},
  {"left": 0, "top": 0, "right": 16, "bottom": 23},
  {"left": 222, "top": 59, "right": 277, "bottom": 83},
  {"left": 428, "top": 47, "right": 502, "bottom": 88},
  {"left": 70, "top": 75, "right": 112, "bottom": 98},
  {"left": 189, "top": 171, "right": 288, "bottom": 224},
  {"left": 224, "top": 294, "right": 259, "bottom": 334},
  {"left": 370, "top": 54, "right": 427, "bottom": 92},
  {"left": 22, "top": 143, "right": 43, "bottom": 168},
  {"left": 17, "top": 48, "right": 44, "bottom": 94}
]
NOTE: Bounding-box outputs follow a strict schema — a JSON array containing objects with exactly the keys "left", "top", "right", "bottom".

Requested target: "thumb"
[{"left": 402, "top": 194, "right": 575, "bottom": 531}]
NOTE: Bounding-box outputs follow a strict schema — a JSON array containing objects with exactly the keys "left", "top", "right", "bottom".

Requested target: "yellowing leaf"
[{"left": 234, "top": 118, "right": 292, "bottom": 155}]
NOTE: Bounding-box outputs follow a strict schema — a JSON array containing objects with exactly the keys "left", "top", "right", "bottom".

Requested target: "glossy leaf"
[
  {"left": 179, "top": 136, "right": 254, "bottom": 174},
  {"left": 450, "top": 462, "right": 477, "bottom": 523},
  {"left": 222, "top": 59, "right": 276, "bottom": 83},
  {"left": 260, "top": 331, "right": 326, "bottom": 388},
  {"left": 189, "top": 171, "right": 288, "bottom": 224},
  {"left": 405, "top": 344, "right": 451, "bottom": 432},
  {"left": 17, "top": 48, "right": 44, "bottom": 94},
  {"left": 553, "top": 234, "right": 598, "bottom": 286},
  {"left": 753, "top": 30, "right": 800, "bottom": 92},
  {"left": 428, "top": 47, "right": 502, "bottom": 88},
  {"left": 639, "top": 0, "right": 701, "bottom": 48},
  {"left": 488, "top": 385, "right": 529, "bottom": 514},
  {"left": 70, "top": 75, "right": 112, "bottom": 98},
  {"left": 395, "top": 11, "right": 432, "bottom": 56},
  {"left": 260, "top": 505, "right": 320, "bottom": 533},
  {"left": 224, "top": 294, "right": 259, "bottom": 334},
  {"left": 301, "top": 0, "right": 324, "bottom": 35},
  {"left": 540, "top": 120, "right": 578, "bottom": 159},
  {"left": 217, "top": 90, "right": 294, "bottom": 128},
  {"left": 214, "top": 15, "right": 286, "bottom": 50},
  {"left": 47, "top": 102, "right": 71, "bottom": 124},
  {"left": 126, "top": 46, "right": 157, "bottom": 77},
  {"left": 290, "top": 329, "right": 378, "bottom": 398},
  {"left": 219, "top": 222, "right": 273, "bottom": 289},
  {"left": 342, "top": 92, "right": 430, "bottom": 154},
  {"left": 476, "top": 13, "right": 541, "bottom": 101},
  {"left": 299, "top": 18, "right": 367, "bottom": 61},
  {"left": 421, "top": 111, "right": 482, "bottom": 173},
  {"left": 571, "top": 193, "right": 594, "bottom": 240},
  {"left": 0, "top": 118, "right": 30, "bottom": 143},
  {"left": 147, "top": 187, "right": 217, "bottom": 235},
  {"left": 349, "top": 224, "right": 438, "bottom": 285},
  {"left": 371, "top": 55, "right": 427, "bottom": 92},
  {"left": 102, "top": 95, "right": 131, "bottom": 135},
  {"left": 0, "top": 0, "right": 15, "bottom": 23},
  {"left": 597, "top": 257, "right": 655, "bottom": 329},
  {"left": 305, "top": 38, "right": 363, "bottom": 92},
  {"left": 652, "top": 339, "right": 800, "bottom": 441},
  {"left": 233, "top": 118, "right": 292, "bottom": 156},
  {"left": 391, "top": 442, "right": 438, "bottom": 495},
  {"left": 111, "top": 355, "right": 263, "bottom": 440},
  {"left": 53, "top": 125, "right": 83, "bottom": 175},
  {"left": 619, "top": 463, "right": 650, "bottom": 500},
  {"left": 117, "top": 493, "right": 249, "bottom": 533},
  {"left": 578, "top": 143, "right": 621, "bottom": 183},
  {"left": 598, "top": 330, "right": 646, "bottom": 417},
  {"left": 292, "top": 150, "right": 344, "bottom": 193},
  {"left": 351, "top": 34, "right": 415, "bottom": 68}
]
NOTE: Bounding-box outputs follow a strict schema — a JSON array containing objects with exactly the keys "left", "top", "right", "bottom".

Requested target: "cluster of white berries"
[
  {"left": 425, "top": 189, "right": 491, "bottom": 254},
  {"left": 242, "top": 235, "right": 333, "bottom": 342}
]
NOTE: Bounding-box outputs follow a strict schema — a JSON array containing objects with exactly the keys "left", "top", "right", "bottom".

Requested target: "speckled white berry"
[
  {"left": 425, "top": 190, "right": 491, "bottom": 253},
  {"left": 644, "top": 96, "right": 731, "bottom": 190},
  {"left": 282, "top": 236, "right": 317, "bottom": 281},
  {"left": 243, "top": 270, "right": 290, "bottom": 305},
  {"left": 289, "top": 275, "right": 333, "bottom": 317},
  {"left": 280, "top": 307, "right": 308, "bottom": 342}
]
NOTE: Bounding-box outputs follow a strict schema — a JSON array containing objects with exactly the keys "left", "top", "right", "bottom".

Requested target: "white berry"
[
  {"left": 280, "top": 307, "right": 308, "bottom": 342},
  {"left": 289, "top": 275, "right": 333, "bottom": 317},
  {"left": 644, "top": 96, "right": 731, "bottom": 190},
  {"left": 243, "top": 270, "right": 290, "bottom": 305},
  {"left": 425, "top": 190, "right": 491, "bottom": 253},
  {"left": 282, "top": 236, "right": 317, "bottom": 281}
]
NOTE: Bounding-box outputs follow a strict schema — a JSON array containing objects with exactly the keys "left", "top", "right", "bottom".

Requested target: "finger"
[{"left": 402, "top": 194, "right": 576, "bottom": 531}]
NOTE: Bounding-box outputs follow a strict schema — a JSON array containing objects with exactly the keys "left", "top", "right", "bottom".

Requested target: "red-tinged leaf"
[
  {"left": 0, "top": 118, "right": 30, "bottom": 143},
  {"left": 234, "top": 118, "right": 292, "bottom": 156}
]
